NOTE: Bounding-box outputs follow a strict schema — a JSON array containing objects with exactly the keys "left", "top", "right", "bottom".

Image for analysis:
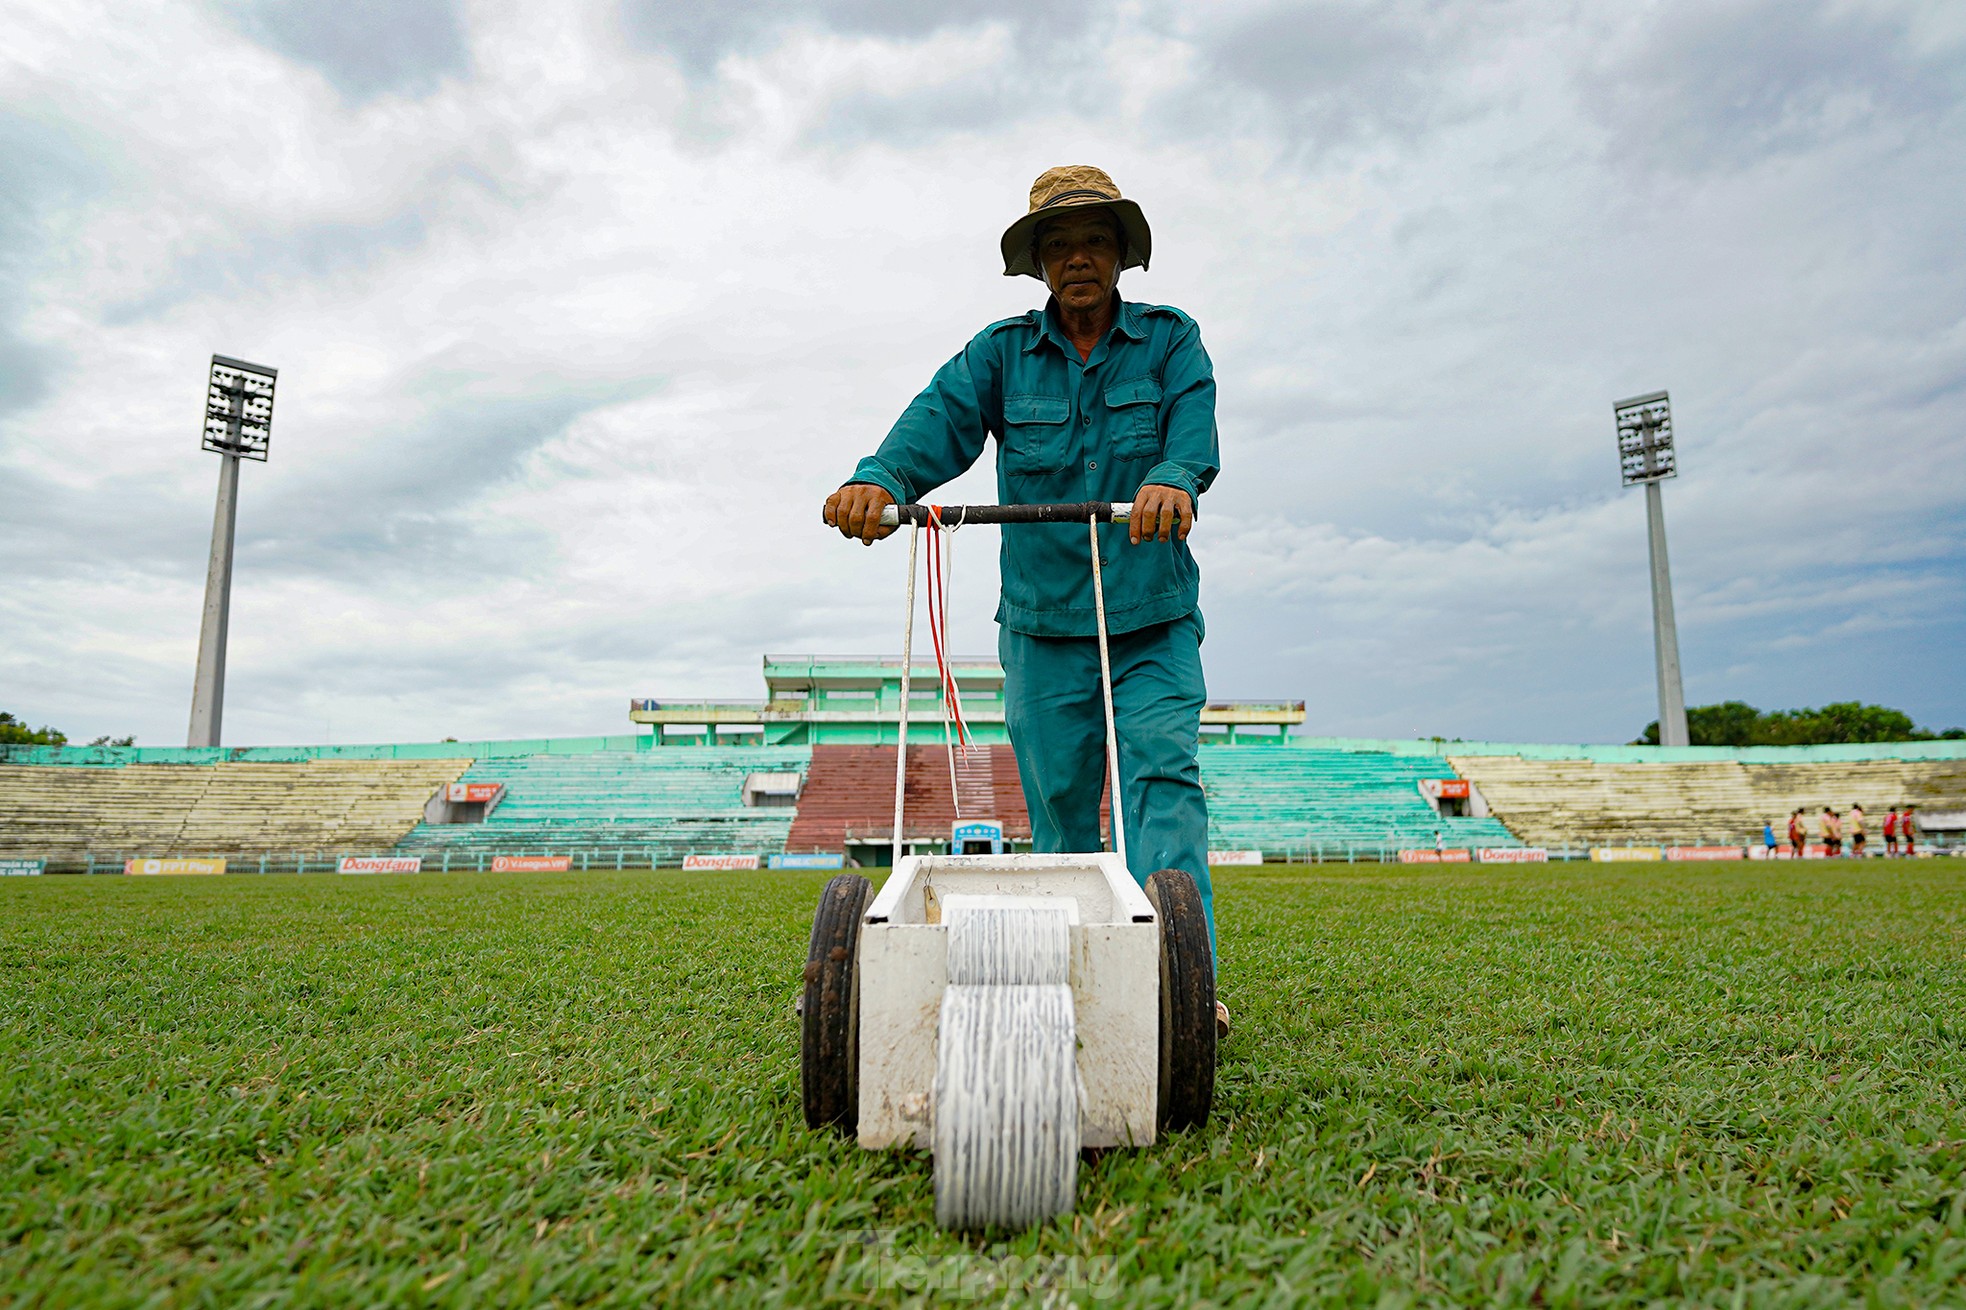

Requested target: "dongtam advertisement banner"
[
  {"left": 489, "top": 855, "right": 571, "bottom": 872},
  {"left": 126, "top": 858, "right": 226, "bottom": 876},
  {"left": 337, "top": 856, "right": 423, "bottom": 874},
  {"left": 1478, "top": 847, "right": 1549, "bottom": 863},
  {"left": 682, "top": 854, "right": 761, "bottom": 871},
  {"left": 1207, "top": 850, "right": 1264, "bottom": 866}
]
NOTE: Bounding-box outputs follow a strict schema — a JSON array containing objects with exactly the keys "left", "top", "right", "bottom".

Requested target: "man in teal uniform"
[{"left": 823, "top": 165, "right": 1225, "bottom": 1030}]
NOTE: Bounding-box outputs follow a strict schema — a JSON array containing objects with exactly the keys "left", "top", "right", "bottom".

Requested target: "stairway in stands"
[{"left": 786, "top": 744, "right": 1032, "bottom": 852}]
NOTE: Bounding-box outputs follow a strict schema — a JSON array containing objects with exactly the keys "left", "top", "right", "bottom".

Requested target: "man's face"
[{"left": 1036, "top": 211, "right": 1123, "bottom": 314}]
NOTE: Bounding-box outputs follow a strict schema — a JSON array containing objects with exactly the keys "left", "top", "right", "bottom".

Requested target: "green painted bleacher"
[
  {"left": 1200, "top": 747, "right": 1516, "bottom": 854},
  {"left": 394, "top": 747, "right": 811, "bottom": 864}
]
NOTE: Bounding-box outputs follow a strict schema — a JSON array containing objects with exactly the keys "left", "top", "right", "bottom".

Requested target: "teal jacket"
[{"left": 848, "top": 294, "right": 1219, "bottom": 637}]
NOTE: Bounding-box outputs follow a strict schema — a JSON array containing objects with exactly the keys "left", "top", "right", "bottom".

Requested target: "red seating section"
[{"left": 787, "top": 744, "right": 1036, "bottom": 852}]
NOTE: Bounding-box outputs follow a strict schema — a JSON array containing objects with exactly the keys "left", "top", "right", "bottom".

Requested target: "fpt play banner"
[
  {"left": 0, "top": 858, "right": 45, "bottom": 876},
  {"left": 1590, "top": 847, "right": 1663, "bottom": 862},
  {"left": 489, "top": 855, "right": 571, "bottom": 872},
  {"left": 683, "top": 854, "right": 761, "bottom": 870},
  {"left": 125, "top": 858, "right": 226, "bottom": 876},
  {"left": 1399, "top": 849, "right": 1472, "bottom": 864},
  {"left": 768, "top": 853, "right": 846, "bottom": 870},
  {"left": 1478, "top": 847, "right": 1549, "bottom": 863},
  {"left": 1207, "top": 850, "right": 1264, "bottom": 866},
  {"left": 337, "top": 856, "right": 423, "bottom": 874}
]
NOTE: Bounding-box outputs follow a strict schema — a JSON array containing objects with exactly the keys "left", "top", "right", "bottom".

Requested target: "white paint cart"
[{"left": 799, "top": 501, "right": 1216, "bottom": 1230}]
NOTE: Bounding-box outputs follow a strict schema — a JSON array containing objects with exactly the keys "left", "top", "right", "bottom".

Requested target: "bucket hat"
[{"left": 1000, "top": 165, "right": 1152, "bottom": 281}]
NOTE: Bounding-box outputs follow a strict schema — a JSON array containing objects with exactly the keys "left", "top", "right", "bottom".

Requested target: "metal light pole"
[
  {"left": 1614, "top": 390, "right": 1688, "bottom": 748},
  {"left": 188, "top": 355, "right": 277, "bottom": 748}
]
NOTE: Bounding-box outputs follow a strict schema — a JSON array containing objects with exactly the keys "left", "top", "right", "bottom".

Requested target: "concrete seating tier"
[
  {"left": 1199, "top": 748, "right": 1516, "bottom": 853},
  {"left": 1450, "top": 756, "right": 1966, "bottom": 848},
  {"left": 785, "top": 745, "right": 1035, "bottom": 852},
  {"left": 394, "top": 747, "right": 809, "bottom": 863},
  {"left": 0, "top": 758, "right": 472, "bottom": 866}
]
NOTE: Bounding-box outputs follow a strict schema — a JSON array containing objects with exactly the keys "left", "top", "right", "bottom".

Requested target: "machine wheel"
[
  {"left": 801, "top": 873, "right": 872, "bottom": 1133},
  {"left": 1145, "top": 868, "right": 1216, "bottom": 1133}
]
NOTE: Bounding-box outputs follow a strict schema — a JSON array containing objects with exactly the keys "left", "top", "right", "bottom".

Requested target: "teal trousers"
[{"left": 999, "top": 613, "right": 1216, "bottom": 956}]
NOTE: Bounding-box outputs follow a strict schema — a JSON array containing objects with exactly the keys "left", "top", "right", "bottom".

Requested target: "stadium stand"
[
  {"left": 786, "top": 744, "right": 1035, "bottom": 854},
  {"left": 393, "top": 746, "right": 811, "bottom": 865},
  {"left": 1452, "top": 753, "right": 1966, "bottom": 848},
  {"left": 1201, "top": 748, "right": 1516, "bottom": 854},
  {"left": 0, "top": 758, "right": 470, "bottom": 869}
]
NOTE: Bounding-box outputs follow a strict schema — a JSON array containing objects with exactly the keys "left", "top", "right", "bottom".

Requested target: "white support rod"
[
  {"left": 891, "top": 522, "right": 921, "bottom": 869},
  {"left": 1088, "top": 519, "right": 1127, "bottom": 870}
]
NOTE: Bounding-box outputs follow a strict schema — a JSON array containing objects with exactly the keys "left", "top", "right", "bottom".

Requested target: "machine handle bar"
[{"left": 879, "top": 501, "right": 1132, "bottom": 527}]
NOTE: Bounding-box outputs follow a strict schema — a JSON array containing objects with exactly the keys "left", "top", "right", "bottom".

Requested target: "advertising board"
[
  {"left": 1665, "top": 846, "right": 1745, "bottom": 861},
  {"left": 489, "top": 855, "right": 571, "bottom": 872},
  {"left": 1207, "top": 850, "right": 1264, "bottom": 866},
  {"left": 768, "top": 853, "right": 846, "bottom": 870},
  {"left": 0, "top": 858, "right": 45, "bottom": 876},
  {"left": 445, "top": 783, "right": 503, "bottom": 803},
  {"left": 682, "top": 854, "right": 762, "bottom": 870},
  {"left": 1436, "top": 780, "right": 1471, "bottom": 799},
  {"left": 337, "top": 856, "right": 423, "bottom": 874},
  {"left": 1478, "top": 847, "right": 1549, "bottom": 863},
  {"left": 125, "top": 858, "right": 226, "bottom": 876},
  {"left": 1399, "top": 849, "right": 1472, "bottom": 863},
  {"left": 1590, "top": 847, "right": 1663, "bottom": 862}
]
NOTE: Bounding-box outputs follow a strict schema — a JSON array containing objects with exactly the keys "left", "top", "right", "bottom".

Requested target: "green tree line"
[
  {"left": 0, "top": 711, "right": 133, "bottom": 748},
  {"left": 1637, "top": 701, "right": 1966, "bottom": 747}
]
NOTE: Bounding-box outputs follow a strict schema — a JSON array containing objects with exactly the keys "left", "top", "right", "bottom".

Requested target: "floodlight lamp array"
[
  {"left": 203, "top": 354, "right": 278, "bottom": 461},
  {"left": 1614, "top": 389, "right": 1674, "bottom": 486}
]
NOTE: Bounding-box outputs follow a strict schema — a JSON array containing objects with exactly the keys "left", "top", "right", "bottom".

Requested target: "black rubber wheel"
[
  {"left": 801, "top": 873, "right": 872, "bottom": 1133},
  {"left": 1145, "top": 868, "right": 1216, "bottom": 1133}
]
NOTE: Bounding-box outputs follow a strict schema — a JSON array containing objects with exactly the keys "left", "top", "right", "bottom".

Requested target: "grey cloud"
[
  {"left": 105, "top": 211, "right": 429, "bottom": 325},
  {"left": 1171, "top": 1, "right": 1473, "bottom": 150},
  {"left": 621, "top": 0, "right": 1099, "bottom": 74},
  {"left": 245, "top": 380, "right": 659, "bottom": 586},
  {"left": 0, "top": 114, "right": 103, "bottom": 418},
  {"left": 1591, "top": 0, "right": 1966, "bottom": 170},
  {"left": 226, "top": 0, "right": 470, "bottom": 102}
]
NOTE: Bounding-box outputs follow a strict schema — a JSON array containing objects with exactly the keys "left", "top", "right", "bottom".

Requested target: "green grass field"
[{"left": 5, "top": 860, "right": 1965, "bottom": 1307}]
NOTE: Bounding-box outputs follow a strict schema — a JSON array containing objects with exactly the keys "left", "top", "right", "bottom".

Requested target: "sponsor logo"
[
  {"left": 1478, "top": 847, "right": 1549, "bottom": 863},
  {"left": 1207, "top": 850, "right": 1264, "bottom": 866},
  {"left": 1665, "top": 846, "right": 1745, "bottom": 861},
  {"left": 682, "top": 854, "right": 761, "bottom": 870},
  {"left": 0, "top": 858, "right": 45, "bottom": 876},
  {"left": 1399, "top": 849, "right": 1472, "bottom": 863},
  {"left": 1590, "top": 847, "right": 1663, "bottom": 862},
  {"left": 125, "top": 858, "right": 226, "bottom": 876},
  {"left": 768, "top": 853, "right": 847, "bottom": 869},
  {"left": 489, "top": 855, "right": 571, "bottom": 872},
  {"left": 337, "top": 856, "right": 423, "bottom": 874},
  {"left": 446, "top": 782, "right": 503, "bottom": 803}
]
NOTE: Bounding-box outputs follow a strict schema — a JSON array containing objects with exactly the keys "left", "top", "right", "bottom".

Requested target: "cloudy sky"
[{"left": 3, "top": 0, "right": 1963, "bottom": 749}]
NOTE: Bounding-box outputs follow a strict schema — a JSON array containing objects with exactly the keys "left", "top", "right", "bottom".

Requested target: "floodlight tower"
[
  {"left": 1614, "top": 390, "right": 1689, "bottom": 748},
  {"left": 187, "top": 355, "right": 277, "bottom": 748}
]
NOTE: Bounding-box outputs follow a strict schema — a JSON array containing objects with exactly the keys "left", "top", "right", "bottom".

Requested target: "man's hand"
[
  {"left": 1129, "top": 484, "right": 1194, "bottom": 544},
  {"left": 823, "top": 483, "right": 897, "bottom": 545}
]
